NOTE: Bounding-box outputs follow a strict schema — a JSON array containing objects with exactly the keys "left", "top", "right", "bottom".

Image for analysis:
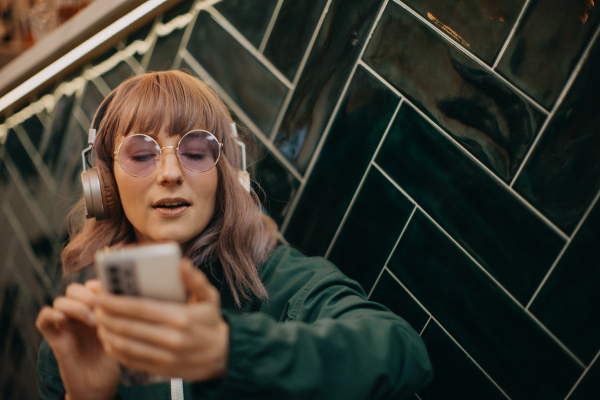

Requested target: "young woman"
[{"left": 36, "top": 70, "right": 432, "bottom": 400}]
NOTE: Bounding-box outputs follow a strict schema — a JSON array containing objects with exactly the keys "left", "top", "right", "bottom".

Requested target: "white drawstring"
[{"left": 171, "top": 378, "right": 184, "bottom": 400}]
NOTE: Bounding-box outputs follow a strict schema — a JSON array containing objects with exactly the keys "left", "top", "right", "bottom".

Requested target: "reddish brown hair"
[{"left": 62, "top": 70, "right": 278, "bottom": 306}]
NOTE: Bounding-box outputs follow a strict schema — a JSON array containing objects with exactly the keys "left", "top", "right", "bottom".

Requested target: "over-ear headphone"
[
  {"left": 80, "top": 96, "right": 250, "bottom": 221},
  {"left": 80, "top": 93, "right": 118, "bottom": 220}
]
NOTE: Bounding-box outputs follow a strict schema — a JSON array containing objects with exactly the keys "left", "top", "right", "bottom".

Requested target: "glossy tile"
[
  {"left": 274, "top": 0, "right": 382, "bottom": 173},
  {"left": 369, "top": 270, "right": 429, "bottom": 333},
  {"left": 418, "top": 320, "right": 508, "bottom": 400},
  {"left": 513, "top": 35, "right": 600, "bottom": 234},
  {"left": 161, "top": 0, "right": 195, "bottom": 23},
  {"left": 262, "top": 0, "right": 328, "bottom": 80},
  {"left": 328, "top": 168, "right": 414, "bottom": 291},
  {"left": 284, "top": 66, "right": 399, "bottom": 256},
  {"left": 50, "top": 118, "right": 85, "bottom": 183},
  {"left": 376, "top": 105, "right": 564, "bottom": 303},
  {"left": 101, "top": 61, "right": 135, "bottom": 90},
  {"left": 247, "top": 136, "right": 300, "bottom": 226},
  {"left": 363, "top": 2, "right": 545, "bottom": 182},
  {"left": 529, "top": 199, "right": 600, "bottom": 364},
  {"left": 79, "top": 81, "right": 105, "bottom": 124},
  {"left": 186, "top": 11, "right": 288, "bottom": 135},
  {"left": 569, "top": 356, "right": 600, "bottom": 400},
  {"left": 146, "top": 27, "right": 185, "bottom": 72},
  {"left": 388, "top": 210, "right": 582, "bottom": 399},
  {"left": 401, "top": 0, "right": 525, "bottom": 63},
  {"left": 496, "top": 0, "right": 600, "bottom": 108},
  {"left": 3, "top": 132, "right": 41, "bottom": 197},
  {"left": 20, "top": 114, "right": 45, "bottom": 149},
  {"left": 214, "top": 0, "right": 279, "bottom": 48},
  {"left": 41, "top": 94, "right": 75, "bottom": 174}
]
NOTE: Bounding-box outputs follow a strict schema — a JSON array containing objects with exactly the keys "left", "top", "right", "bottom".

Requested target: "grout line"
[
  {"left": 140, "top": 16, "right": 161, "bottom": 71},
  {"left": 123, "top": 55, "right": 144, "bottom": 76},
  {"left": 73, "top": 103, "right": 92, "bottom": 132},
  {"left": 2, "top": 152, "right": 57, "bottom": 242},
  {"left": 367, "top": 267, "right": 387, "bottom": 299},
  {"left": 419, "top": 317, "right": 432, "bottom": 336},
  {"left": 2, "top": 201, "right": 56, "bottom": 297},
  {"left": 91, "top": 74, "right": 112, "bottom": 97},
  {"left": 526, "top": 187, "right": 600, "bottom": 309},
  {"left": 382, "top": 206, "right": 417, "bottom": 272},
  {"left": 510, "top": 22, "right": 600, "bottom": 187},
  {"left": 38, "top": 96, "right": 58, "bottom": 157},
  {"left": 276, "top": 230, "right": 289, "bottom": 246},
  {"left": 373, "top": 162, "right": 587, "bottom": 369},
  {"left": 384, "top": 266, "right": 512, "bottom": 400},
  {"left": 207, "top": 6, "right": 293, "bottom": 89},
  {"left": 258, "top": 0, "right": 284, "bottom": 54},
  {"left": 564, "top": 348, "right": 600, "bottom": 399},
  {"left": 172, "top": 0, "right": 202, "bottom": 70},
  {"left": 267, "top": 0, "right": 334, "bottom": 141},
  {"left": 12, "top": 124, "right": 57, "bottom": 191},
  {"left": 392, "top": 0, "right": 549, "bottom": 115},
  {"left": 492, "top": 0, "right": 531, "bottom": 69},
  {"left": 324, "top": 98, "right": 403, "bottom": 259},
  {"left": 182, "top": 50, "right": 303, "bottom": 183},
  {"left": 361, "top": 61, "right": 569, "bottom": 241},
  {"left": 279, "top": 0, "right": 390, "bottom": 233}
]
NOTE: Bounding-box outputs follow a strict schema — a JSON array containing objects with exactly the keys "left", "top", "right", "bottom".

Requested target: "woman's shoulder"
[{"left": 260, "top": 245, "right": 340, "bottom": 283}]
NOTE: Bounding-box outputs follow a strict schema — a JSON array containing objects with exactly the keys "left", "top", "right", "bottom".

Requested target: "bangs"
[{"left": 107, "top": 71, "right": 221, "bottom": 140}]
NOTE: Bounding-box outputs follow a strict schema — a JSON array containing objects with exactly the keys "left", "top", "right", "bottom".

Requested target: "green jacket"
[{"left": 38, "top": 245, "right": 432, "bottom": 399}]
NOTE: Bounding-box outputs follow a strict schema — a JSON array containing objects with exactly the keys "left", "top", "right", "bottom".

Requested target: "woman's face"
[{"left": 114, "top": 128, "right": 219, "bottom": 246}]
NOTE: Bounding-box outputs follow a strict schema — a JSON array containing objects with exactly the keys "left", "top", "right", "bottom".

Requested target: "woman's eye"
[
  {"left": 129, "top": 154, "right": 155, "bottom": 162},
  {"left": 181, "top": 152, "right": 207, "bottom": 160}
]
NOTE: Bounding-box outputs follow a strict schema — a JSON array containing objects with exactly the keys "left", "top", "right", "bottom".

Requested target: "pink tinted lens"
[
  {"left": 178, "top": 131, "right": 220, "bottom": 172},
  {"left": 118, "top": 135, "right": 161, "bottom": 176}
]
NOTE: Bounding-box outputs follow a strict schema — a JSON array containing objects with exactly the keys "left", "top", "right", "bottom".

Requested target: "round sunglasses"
[{"left": 114, "top": 130, "right": 223, "bottom": 177}]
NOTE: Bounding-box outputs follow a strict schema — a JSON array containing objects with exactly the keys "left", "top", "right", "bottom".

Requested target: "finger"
[
  {"left": 180, "top": 260, "right": 219, "bottom": 305},
  {"left": 53, "top": 297, "right": 97, "bottom": 327},
  {"left": 96, "top": 305, "right": 214, "bottom": 350},
  {"left": 65, "top": 283, "right": 99, "bottom": 307},
  {"left": 84, "top": 279, "right": 103, "bottom": 294},
  {"left": 97, "top": 326, "right": 175, "bottom": 370},
  {"left": 97, "top": 294, "right": 193, "bottom": 329},
  {"left": 36, "top": 306, "right": 66, "bottom": 335}
]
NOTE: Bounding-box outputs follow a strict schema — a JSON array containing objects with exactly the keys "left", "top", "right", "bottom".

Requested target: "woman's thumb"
[{"left": 180, "top": 259, "right": 219, "bottom": 304}]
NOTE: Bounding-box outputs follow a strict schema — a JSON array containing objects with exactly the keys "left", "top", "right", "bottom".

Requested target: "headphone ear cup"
[
  {"left": 97, "top": 169, "right": 118, "bottom": 219},
  {"left": 80, "top": 167, "right": 106, "bottom": 220}
]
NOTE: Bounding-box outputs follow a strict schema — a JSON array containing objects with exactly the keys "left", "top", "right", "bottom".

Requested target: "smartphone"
[
  {"left": 94, "top": 242, "right": 186, "bottom": 385},
  {"left": 95, "top": 242, "right": 186, "bottom": 302}
]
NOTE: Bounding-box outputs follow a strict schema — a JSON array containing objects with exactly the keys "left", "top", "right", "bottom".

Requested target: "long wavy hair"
[{"left": 62, "top": 70, "right": 278, "bottom": 306}]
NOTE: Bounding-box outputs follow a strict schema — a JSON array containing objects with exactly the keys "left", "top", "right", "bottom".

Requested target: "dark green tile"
[
  {"left": 376, "top": 105, "right": 564, "bottom": 303},
  {"left": 513, "top": 36, "right": 600, "bottom": 234},
  {"left": 285, "top": 66, "right": 399, "bottom": 256},
  {"left": 125, "top": 18, "right": 155, "bottom": 47},
  {"left": 328, "top": 168, "right": 414, "bottom": 291},
  {"left": 3, "top": 132, "right": 41, "bottom": 197},
  {"left": 530, "top": 199, "right": 600, "bottom": 364},
  {"left": 51, "top": 117, "right": 86, "bottom": 183},
  {"left": 214, "top": 0, "right": 279, "bottom": 48},
  {"left": 388, "top": 211, "right": 582, "bottom": 400},
  {"left": 402, "top": 0, "right": 525, "bottom": 63},
  {"left": 369, "top": 270, "right": 429, "bottom": 333},
  {"left": 101, "top": 61, "right": 135, "bottom": 90},
  {"left": 20, "top": 114, "right": 45, "bottom": 149},
  {"left": 263, "top": 0, "right": 328, "bottom": 80},
  {"left": 418, "top": 320, "right": 508, "bottom": 400},
  {"left": 364, "top": 2, "right": 544, "bottom": 182},
  {"left": 248, "top": 137, "right": 300, "bottom": 226},
  {"left": 570, "top": 357, "right": 600, "bottom": 400},
  {"left": 161, "top": 0, "right": 195, "bottom": 23},
  {"left": 186, "top": 11, "right": 288, "bottom": 135},
  {"left": 79, "top": 81, "right": 105, "bottom": 124},
  {"left": 41, "top": 94, "right": 75, "bottom": 174},
  {"left": 0, "top": 156, "right": 10, "bottom": 202},
  {"left": 146, "top": 27, "right": 185, "bottom": 72},
  {"left": 496, "top": 0, "right": 600, "bottom": 108},
  {"left": 274, "top": 0, "right": 382, "bottom": 173}
]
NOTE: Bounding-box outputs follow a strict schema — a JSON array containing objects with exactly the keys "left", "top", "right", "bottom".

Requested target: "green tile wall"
[{"left": 0, "top": 0, "right": 599, "bottom": 398}]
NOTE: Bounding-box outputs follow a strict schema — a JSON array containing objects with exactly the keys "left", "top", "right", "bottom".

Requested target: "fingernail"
[{"left": 88, "top": 312, "right": 97, "bottom": 325}]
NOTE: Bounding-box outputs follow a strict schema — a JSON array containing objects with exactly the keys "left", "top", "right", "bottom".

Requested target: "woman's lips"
[{"left": 153, "top": 204, "right": 190, "bottom": 217}]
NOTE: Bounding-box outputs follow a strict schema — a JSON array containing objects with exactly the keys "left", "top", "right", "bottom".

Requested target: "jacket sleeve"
[{"left": 199, "top": 252, "right": 432, "bottom": 400}]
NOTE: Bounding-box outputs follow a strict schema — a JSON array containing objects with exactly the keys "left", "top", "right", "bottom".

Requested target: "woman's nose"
[{"left": 156, "top": 148, "right": 184, "bottom": 184}]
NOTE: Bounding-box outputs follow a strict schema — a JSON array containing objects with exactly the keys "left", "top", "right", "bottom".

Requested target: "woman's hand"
[
  {"left": 35, "top": 280, "right": 120, "bottom": 400},
  {"left": 95, "top": 259, "right": 229, "bottom": 381}
]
